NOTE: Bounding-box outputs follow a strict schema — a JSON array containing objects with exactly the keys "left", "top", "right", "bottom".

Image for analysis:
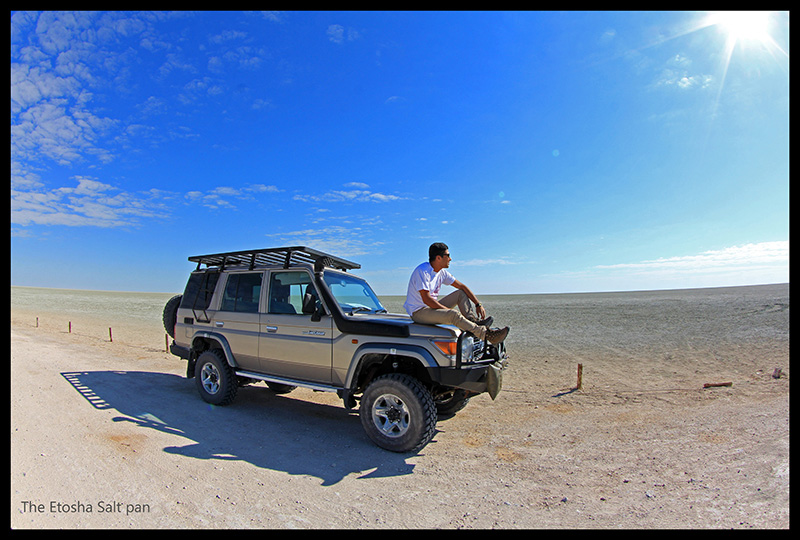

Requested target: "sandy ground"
[{"left": 10, "top": 285, "right": 789, "bottom": 528}]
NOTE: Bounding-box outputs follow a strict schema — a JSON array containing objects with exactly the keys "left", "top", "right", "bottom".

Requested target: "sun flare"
[{"left": 706, "top": 11, "right": 773, "bottom": 44}]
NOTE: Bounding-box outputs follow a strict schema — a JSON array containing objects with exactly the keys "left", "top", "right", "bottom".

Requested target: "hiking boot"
[{"left": 486, "top": 326, "right": 509, "bottom": 344}]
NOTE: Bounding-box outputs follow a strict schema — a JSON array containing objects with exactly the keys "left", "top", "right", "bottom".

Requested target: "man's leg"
[
  {"left": 439, "top": 290, "right": 493, "bottom": 327},
  {"left": 438, "top": 290, "right": 472, "bottom": 317},
  {"left": 411, "top": 306, "right": 487, "bottom": 340}
]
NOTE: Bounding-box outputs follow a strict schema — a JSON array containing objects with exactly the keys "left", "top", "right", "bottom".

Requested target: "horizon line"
[{"left": 10, "top": 281, "right": 789, "bottom": 297}]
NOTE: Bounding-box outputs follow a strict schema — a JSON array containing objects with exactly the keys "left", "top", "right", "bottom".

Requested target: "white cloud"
[
  {"left": 183, "top": 184, "right": 282, "bottom": 210},
  {"left": 653, "top": 53, "right": 713, "bottom": 91},
  {"left": 539, "top": 241, "right": 789, "bottom": 293},
  {"left": 11, "top": 169, "right": 284, "bottom": 226},
  {"left": 294, "top": 188, "right": 404, "bottom": 203},
  {"left": 11, "top": 13, "right": 132, "bottom": 167},
  {"left": 209, "top": 30, "right": 247, "bottom": 44},
  {"left": 327, "top": 24, "right": 361, "bottom": 44},
  {"left": 595, "top": 241, "right": 789, "bottom": 273},
  {"left": 10, "top": 176, "right": 171, "bottom": 228},
  {"left": 266, "top": 226, "right": 379, "bottom": 258},
  {"left": 457, "top": 258, "right": 523, "bottom": 267},
  {"left": 10, "top": 11, "right": 276, "bottom": 174}
]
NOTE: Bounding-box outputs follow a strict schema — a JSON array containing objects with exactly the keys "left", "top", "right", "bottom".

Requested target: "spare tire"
[{"left": 162, "top": 294, "right": 182, "bottom": 338}]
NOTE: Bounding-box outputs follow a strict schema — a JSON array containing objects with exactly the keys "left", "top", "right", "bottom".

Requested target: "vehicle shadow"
[{"left": 60, "top": 370, "right": 421, "bottom": 486}]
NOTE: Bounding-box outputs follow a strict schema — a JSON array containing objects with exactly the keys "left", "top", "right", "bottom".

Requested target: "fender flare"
[
  {"left": 191, "top": 331, "right": 239, "bottom": 368},
  {"left": 344, "top": 343, "right": 438, "bottom": 389}
]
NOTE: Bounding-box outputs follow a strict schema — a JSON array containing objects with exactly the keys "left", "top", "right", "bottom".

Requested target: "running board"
[{"left": 235, "top": 370, "right": 339, "bottom": 393}]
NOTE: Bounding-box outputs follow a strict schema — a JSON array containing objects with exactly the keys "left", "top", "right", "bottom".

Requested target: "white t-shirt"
[{"left": 403, "top": 262, "right": 456, "bottom": 315}]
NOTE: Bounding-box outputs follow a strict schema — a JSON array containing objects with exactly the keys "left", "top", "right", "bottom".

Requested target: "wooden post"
[
  {"left": 36, "top": 317, "right": 38, "bottom": 328},
  {"left": 577, "top": 363, "right": 583, "bottom": 390},
  {"left": 165, "top": 334, "right": 169, "bottom": 353},
  {"left": 69, "top": 321, "right": 71, "bottom": 333},
  {"left": 109, "top": 327, "right": 113, "bottom": 342}
]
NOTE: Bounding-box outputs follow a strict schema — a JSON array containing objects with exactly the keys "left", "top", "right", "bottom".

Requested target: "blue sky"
[{"left": 11, "top": 11, "right": 789, "bottom": 295}]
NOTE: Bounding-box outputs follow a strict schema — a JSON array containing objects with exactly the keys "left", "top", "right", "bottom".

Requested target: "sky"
[{"left": 10, "top": 11, "right": 790, "bottom": 295}]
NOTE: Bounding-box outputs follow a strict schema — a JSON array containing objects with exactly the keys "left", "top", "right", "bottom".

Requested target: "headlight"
[{"left": 459, "top": 334, "right": 474, "bottom": 365}]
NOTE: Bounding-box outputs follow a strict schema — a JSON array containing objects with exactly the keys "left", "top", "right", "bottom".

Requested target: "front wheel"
[{"left": 360, "top": 373, "right": 437, "bottom": 453}]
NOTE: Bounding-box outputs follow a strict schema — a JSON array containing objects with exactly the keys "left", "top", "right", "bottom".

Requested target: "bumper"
[
  {"left": 169, "top": 341, "right": 191, "bottom": 360},
  {"left": 430, "top": 357, "right": 507, "bottom": 400}
]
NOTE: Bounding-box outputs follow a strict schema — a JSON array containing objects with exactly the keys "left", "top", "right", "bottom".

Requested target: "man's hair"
[{"left": 429, "top": 242, "right": 449, "bottom": 262}]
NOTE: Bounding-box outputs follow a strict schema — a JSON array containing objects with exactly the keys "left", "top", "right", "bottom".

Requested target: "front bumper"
[{"left": 430, "top": 355, "right": 508, "bottom": 399}]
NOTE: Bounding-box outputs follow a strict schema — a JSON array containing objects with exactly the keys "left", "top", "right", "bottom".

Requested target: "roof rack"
[{"left": 188, "top": 246, "right": 361, "bottom": 272}]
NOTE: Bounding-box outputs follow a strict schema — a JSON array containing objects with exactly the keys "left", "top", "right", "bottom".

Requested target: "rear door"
[
  {"left": 259, "top": 270, "right": 333, "bottom": 383},
  {"left": 211, "top": 271, "right": 264, "bottom": 372}
]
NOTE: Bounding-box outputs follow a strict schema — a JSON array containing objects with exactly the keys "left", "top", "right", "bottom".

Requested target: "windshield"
[{"left": 323, "top": 271, "right": 387, "bottom": 314}]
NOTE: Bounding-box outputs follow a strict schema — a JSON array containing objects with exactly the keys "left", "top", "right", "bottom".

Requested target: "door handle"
[
  {"left": 264, "top": 325, "right": 278, "bottom": 333},
  {"left": 215, "top": 321, "right": 224, "bottom": 327}
]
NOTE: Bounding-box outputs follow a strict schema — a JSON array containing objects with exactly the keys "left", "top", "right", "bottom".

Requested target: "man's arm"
[
  {"left": 419, "top": 289, "right": 448, "bottom": 310},
  {"left": 451, "top": 279, "right": 487, "bottom": 319}
]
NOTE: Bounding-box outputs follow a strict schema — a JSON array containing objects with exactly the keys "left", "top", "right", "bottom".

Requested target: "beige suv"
[{"left": 164, "top": 246, "right": 508, "bottom": 453}]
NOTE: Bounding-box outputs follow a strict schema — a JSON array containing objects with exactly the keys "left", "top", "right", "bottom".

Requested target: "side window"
[
  {"left": 220, "top": 272, "right": 263, "bottom": 313},
  {"left": 269, "top": 271, "right": 319, "bottom": 315}
]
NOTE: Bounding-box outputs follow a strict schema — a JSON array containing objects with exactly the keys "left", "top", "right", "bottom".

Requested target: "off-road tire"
[
  {"left": 360, "top": 373, "right": 437, "bottom": 453},
  {"left": 434, "top": 388, "right": 471, "bottom": 418},
  {"left": 266, "top": 382, "right": 296, "bottom": 394},
  {"left": 162, "top": 294, "right": 182, "bottom": 338},
  {"left": 194, "top": 349, "right": 238, "bottom": 406}
]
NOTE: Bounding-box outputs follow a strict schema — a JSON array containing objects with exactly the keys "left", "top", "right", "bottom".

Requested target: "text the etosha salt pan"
[{"left": 21, "top": 500, "right": 151, "bottom": 516}]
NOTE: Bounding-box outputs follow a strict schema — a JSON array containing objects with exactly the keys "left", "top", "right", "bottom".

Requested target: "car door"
[
  {"left": 211, "top": 271, "right": 264, "bottom": 372},
  {"left": 259, "top": 270, "right": 333, "bottom": 383}
]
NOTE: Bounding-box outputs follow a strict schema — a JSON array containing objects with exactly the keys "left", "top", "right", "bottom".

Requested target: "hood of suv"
[{"left": 346, "top": 311, "right": 459, "bottom": 339}]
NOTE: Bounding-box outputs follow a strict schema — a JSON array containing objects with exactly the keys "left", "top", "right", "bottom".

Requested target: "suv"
[{"left": 164, "top": 246, "right": 508, "bottom": 452}]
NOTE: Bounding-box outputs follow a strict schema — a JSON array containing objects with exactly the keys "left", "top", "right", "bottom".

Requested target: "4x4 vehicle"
[{"left": 164, "top": 246, "right": 508, "bottom": 452}]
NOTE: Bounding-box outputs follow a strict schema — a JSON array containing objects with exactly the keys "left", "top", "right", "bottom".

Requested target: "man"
[{"left": 404, "top": 242, "right": 509, "bottom": 344}]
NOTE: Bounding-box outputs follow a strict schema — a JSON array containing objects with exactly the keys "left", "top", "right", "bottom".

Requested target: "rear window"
[{"left": 180, "top": 271, "right": 220, "bottom": 311}]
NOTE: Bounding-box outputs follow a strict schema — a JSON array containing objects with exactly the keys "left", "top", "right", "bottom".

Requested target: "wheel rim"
[
  {"left": 371, "top": 393, "right": 410, "bottom": 438},
  {"left": 200, "top": 362, "right": 221, "bottom": 395}
]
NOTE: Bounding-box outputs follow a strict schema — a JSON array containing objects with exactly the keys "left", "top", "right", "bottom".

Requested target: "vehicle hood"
[{"left": 346, "top": 311, "right": 459, "bottom": 339}]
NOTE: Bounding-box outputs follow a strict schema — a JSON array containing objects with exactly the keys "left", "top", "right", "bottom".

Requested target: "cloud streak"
[
  {"left": 294, "top": 184, "right": 405, "bottom": 204},
  {"left": 11, "top": 175, "right": 171, "bottom": 228},
  {"left": 595, "top": 241, "right": 789, "bottom": 275},
  {"left": 266, "top": 226, "right": 380, "bottom": 258}
]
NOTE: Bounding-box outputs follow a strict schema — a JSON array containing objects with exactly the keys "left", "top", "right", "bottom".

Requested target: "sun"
[
  {"left": 710, "top": 11, "right": 772, "bottom": 42},
  {"left": 705, "top": 11, "right": 774, "bottom": 46}
]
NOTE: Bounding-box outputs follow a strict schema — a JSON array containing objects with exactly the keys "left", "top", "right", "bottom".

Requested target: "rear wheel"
[
  {"left": 194, "top": 349, "right": 238, "bottom": 406},
  {"left": 360, "top": 373, "right": 436, "bottom": 453},
  {"left": 266, "top": 382, "right": 296, "bottom": 394}
]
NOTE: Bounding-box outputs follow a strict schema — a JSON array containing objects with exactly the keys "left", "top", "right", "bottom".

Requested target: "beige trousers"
[{"left": 410, "top": 290, "right": 486, "bottom": 340}]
